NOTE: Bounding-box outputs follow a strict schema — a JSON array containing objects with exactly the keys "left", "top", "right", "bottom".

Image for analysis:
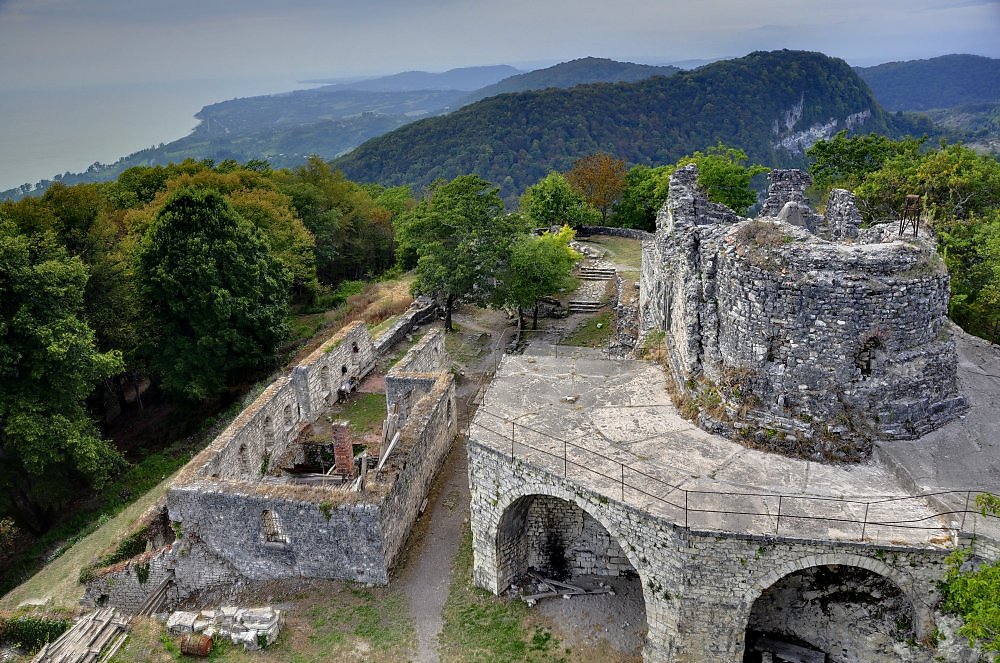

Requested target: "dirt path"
[{"left": 396, "top": 310, "right": 511, "bottom": 662}]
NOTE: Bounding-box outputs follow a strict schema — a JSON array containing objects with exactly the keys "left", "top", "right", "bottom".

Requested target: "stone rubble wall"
[
  {"left": 176, "top": 322, "right": 376, "bottom": 486},
  {"left": 385, "top": 328, "right": 447, "bottom": 427},
  {"left": 88, "top": 315, "right": 456, "bottom": 611},
  {"left": 576, "top": 226, "right": 655, "bottom": 242},
  {"left": 166, "top": 482, "right": 387, "bottom": 585},
  {"left": 468, "top": 440, "right": 952, "bottom": 663},
  {"left": 639, "top": 166, "right": 967, "bottom": 458},
  {"left": 373, "top": 296, "right": 439, "bottom": 356},
  {"left": 378, "top": 373, "right": 457, "bottom": 571}
]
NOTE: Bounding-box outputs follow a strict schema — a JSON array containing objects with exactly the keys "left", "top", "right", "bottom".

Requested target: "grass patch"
[
  {"left": 108, "top": 584, "right": 414, "bottom": 663},
  {"left": 329, "top": 393, "right": 386, "bottom": 435},
  {"left": 560, "top": 311, "right": 613, "bottom": 348},
  {"left": 439, "top": 531, "right": 563, "bottom": 663},
  {"left": 587, "top": 236, "right": 642, "bottom": 268},
  {"left": 290, "top": 314, "right": 324, "bottom": 342}
]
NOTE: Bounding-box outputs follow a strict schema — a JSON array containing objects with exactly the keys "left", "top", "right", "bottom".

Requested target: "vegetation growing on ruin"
[{"left": 807, "top": 134, "right": 1000, "bottom": 341}]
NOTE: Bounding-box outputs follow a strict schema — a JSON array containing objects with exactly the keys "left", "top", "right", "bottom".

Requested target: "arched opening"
[
  {"left": 743, "top": 564, "right": 916, "bottom": 663},
  {"left": 496, "top": 494, "right": 647, "bottom": 659},
  {"left": 341, "top": 364, "right": 348, "bottom": 375},
  {"left": 351, "top": 342, "right": 359, "bottom": 354}
]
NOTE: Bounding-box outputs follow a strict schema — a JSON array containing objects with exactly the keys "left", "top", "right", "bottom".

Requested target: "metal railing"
[{"left": 471, "top": 408, "right": 999, "bottom": 545}]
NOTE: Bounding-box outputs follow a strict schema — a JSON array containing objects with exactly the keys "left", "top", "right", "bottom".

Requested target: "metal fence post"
[
  {"left": 563, "top": 440, "right": 567, "bottom": 477},
  {"left": 960, "top": 490, "right": 972, "bottom": 531},
  {"left": 775, "top": 495, "right": 782, "bottom": 536},
  {"left": 684, "top": 490, "right": 689, "bottom": 529},
  {"left": 621, "top": 464, "right": 625, "bottom": 502},
  {"left": 510, "top": 421, "right": 515, "bottom": 462},
  {"left": 860, "top": 503, "right": 870, "bottom": 541}
]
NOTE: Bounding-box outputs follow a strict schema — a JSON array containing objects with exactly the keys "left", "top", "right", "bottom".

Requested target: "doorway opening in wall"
[
  {"left": 495, "top": 494, "right": 647, "bottom": 660},
  {"left": 743, "top": 564, "right": 916, "bottom": 663}
]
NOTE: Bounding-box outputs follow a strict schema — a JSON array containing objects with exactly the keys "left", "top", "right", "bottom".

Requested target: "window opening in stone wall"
[
  {"left": 446, "top": 399, "right": 453, "bottom": 426},
  {"left": 238, "top": 443, "right": 248, "bottom": 474},
  {"left": 855, "top": 337, "right": 884, "bottom": 378},
  {"left": 765, "top": 335, "right": 783, "bottom": 363},
  {"left": 261, "top": 510, "right": 289, "bottom": 545},
  {"left": 341, "top": 364, "right": 348, "bottom": 375},
  {"left": 352, "top": 342, "right": 359, "bottom": 353},
  {"left": 283, "top": 404, "right": 293, "bottom": 429}
]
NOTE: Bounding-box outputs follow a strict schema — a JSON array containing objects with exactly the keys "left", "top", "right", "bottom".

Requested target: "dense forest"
[
  {"left": 460, "top": 57, "right": 678, "bottom": 105},
  {"left": 0, "top": 158, "right": 417, "bottom": 583},
  {"left": 334, "top": 50, "right": 932, "bottom": 201},
  {"left": 856, "top": 54, "right": 1000, "bottom": 111}
]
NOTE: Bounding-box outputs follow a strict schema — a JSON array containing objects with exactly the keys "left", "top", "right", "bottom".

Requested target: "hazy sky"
[
  {"left": 1, "top": 0, "right": 998, "bottom": 190},
  {"left": 2, "top": 0, "right": 999, "bottom": 90}
]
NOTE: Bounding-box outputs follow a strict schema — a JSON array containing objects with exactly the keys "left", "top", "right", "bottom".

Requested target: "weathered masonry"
[
  {"left": 472, "top": 447, "right": 949, "bottom": 662},
  {"left": 85, "top": 307, "right": 456, "bottom": 611},
  {"left": 639, "top": 166, "right": 967, "bottom": 460}
]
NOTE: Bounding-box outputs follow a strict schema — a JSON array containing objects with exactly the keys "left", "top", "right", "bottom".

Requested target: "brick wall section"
[
  {"left": 639, "top": 165, "right": 967, "bottom": 458},
  {"left": 332, "top": 423, "right": 355, "bottom": 478},
  {"left": 468, "top": 441, "right": 952, "bottom": 663}
]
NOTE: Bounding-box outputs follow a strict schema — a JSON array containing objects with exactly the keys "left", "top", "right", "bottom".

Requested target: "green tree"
[
  {"left": 137, "top": 187, "right": 290, "bottom": 401},
  {"left": 677, "top": 143, "right": 768, "bottom": 215},
  {"left": 497, "top": 226, "right": 580, "bottom": 329},
  {"left": 566, "top": 153, "right": 627, "bottom": 223},
  {"left": 519, "top": 172, "right": 599, "bottom": 229},
  {"left": 0, "top": 219, "right": 123, "bottom": 534},
  {"left": 396, "top": 175, "right": 530, "bottom": 331},
  {"left": 806, "top": 131, "right": 925, "bottom": 193},
  {"left": 610, "top": 164, "right": 673, "bottom": 230}
]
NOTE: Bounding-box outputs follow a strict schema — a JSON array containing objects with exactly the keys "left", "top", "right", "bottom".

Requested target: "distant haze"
[{"left": 1, "top": 0, "right": 998, "bottom": 190}]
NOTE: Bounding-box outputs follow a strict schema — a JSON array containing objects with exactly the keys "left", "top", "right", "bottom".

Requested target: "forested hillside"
[
  {"left": 334, "top": 50, "right": 931, "bottom": 200},
  {"left": 857, "top": 54, "right": 1000, "bottom": 111},
  {"left": 460, "top": 57, "right": 678, "bottom": 104},
  {"left": 303, "top": 64, "right": 521, "bottom": 91}
]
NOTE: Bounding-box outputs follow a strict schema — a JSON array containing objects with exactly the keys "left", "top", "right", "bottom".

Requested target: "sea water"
[{"left": 0, "top": 76, "right": 320, "bottom": 192}]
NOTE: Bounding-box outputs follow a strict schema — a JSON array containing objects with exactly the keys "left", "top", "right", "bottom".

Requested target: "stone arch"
[
  {"left": 734, "top": 552, "right": 934, "bottom": 658},
  {"left": 487, "top": 482, "right": 648, "bottom": 596}
]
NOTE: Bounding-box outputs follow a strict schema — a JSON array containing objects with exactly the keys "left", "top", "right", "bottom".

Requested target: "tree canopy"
[
  {"left": 496, "top": 225, "right": 580, "bottom": 329},
  {"left": 137, "top": 187, "right": 291, "bottom": 401},
  {"left": 566, "top": 153, "right": 627, "bottom": 223},
  {"left": 0, "top": 219, "right": 123, "bottom": 534},
  {"left": 396, "top": 175, "right": 530, "bottom": 330},
  {"left": 519, "top": 172, "right": 599, "bottom": 229}
]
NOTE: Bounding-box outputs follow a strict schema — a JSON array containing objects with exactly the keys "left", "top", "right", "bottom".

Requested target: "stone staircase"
[
  {"left": 577, "top": 266, "right": 616, "bottom": 281},
  {"left": 568, "top": 262, "right": 616, "bottom": 313}
]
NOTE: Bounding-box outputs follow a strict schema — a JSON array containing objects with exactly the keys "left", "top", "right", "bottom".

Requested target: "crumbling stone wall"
[
  {"left": 179, "top": 322, "right": 377, "bottom": 485},
  {"left": 384, "top": 329, "right": 448, "bottom": 426},
  {"left": 88, "top": 319, "right": 457, "bottom": 611},
  {"left": 639, "top": 166, "right": 966, "bottom": 459},
  {"left": 468, "top": 440, "right": 950, "bottom": 663},
  {"left": 378, "top": 372, "right": 457, "bottom": 570}
]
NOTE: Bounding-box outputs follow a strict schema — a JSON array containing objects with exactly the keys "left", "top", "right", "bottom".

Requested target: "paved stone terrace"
[{"left": 472, "top": 353, "right": 955, "bottom": 548}]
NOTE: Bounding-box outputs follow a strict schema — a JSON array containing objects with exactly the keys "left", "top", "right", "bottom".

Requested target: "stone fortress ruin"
[
  {"left": 468, "top": 167, "right": 998, "bottom": 662},
  {"left": 83, "top": 305, "right": 457, "bottom": 611},
  {"left": 640, "top": 166, "right": 968, "bottom": 460},
  {"left": 75, "top": 166, "right": 999, "bottom": 663}
]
